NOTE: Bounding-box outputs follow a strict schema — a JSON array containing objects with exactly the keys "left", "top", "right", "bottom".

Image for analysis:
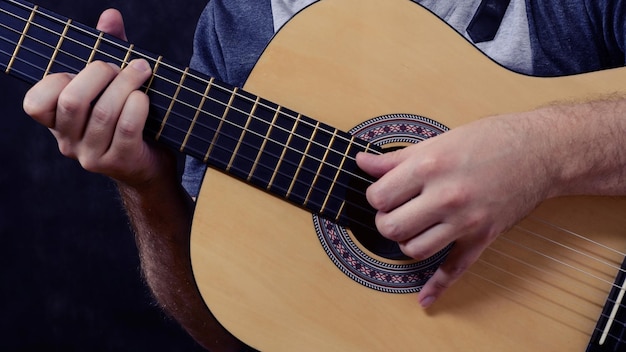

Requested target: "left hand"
[{"left": 356, "top": 113, "right": 555, "bottom": 308}]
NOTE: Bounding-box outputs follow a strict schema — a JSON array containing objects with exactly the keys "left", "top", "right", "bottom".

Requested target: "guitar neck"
[{"left": 0, "top": 0, "right": 381, "bottom": 224}]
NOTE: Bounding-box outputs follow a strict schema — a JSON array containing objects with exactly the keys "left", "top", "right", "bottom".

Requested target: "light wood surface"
[{"left": 190, "top": 0, "right": 626, "bottom": 350}]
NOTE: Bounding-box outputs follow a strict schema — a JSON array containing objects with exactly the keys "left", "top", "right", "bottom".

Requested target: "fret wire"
[
  {"left": 0, "top": 33, "right": 375, "bottom": 234},
  {"left": 1, "top": 2, "right": 376, "bottom": 156},
  {"left": 248, "top": 105, "right": 281, "bottom": 182},
  {"left": 321, "top": 136, "right": 355, "bottom": 214},
  {"left": 1, "top": 9, "right": 377, "bottom": 174},
  {"left": 287, "top": 121, "right": 320, "bottom": 198},
  {"left": 43, "top": 18, "right": 71, "bottom": 77},
  {"left": 0, "top": 17, "right": 382, "bottom": 217},
  {"left": 146, "top": 123, "right": 382, "bottom": 235},
  {"left": 156, "top": 66, "right": 189, "bottom": 140},
  {"left": 86, "top": 31, "right": 104, "bottom": 65},
  {"left": 0, "top": 3, "right": 383, "bottom": 214},
  {"left": 0, "top": 7, "right": 380, "bottom": 183},
  {"left": 268, "top": 114, "right": 301, "bottom": 191},
  {"left": 0, "top": 2, "right": 390, "bottom": 231},
  {"left": 5, "top": 4, "right": 37, "bottom": 74},
  {"left": 204, "top": 87, "right": 238, "bottom": 163},
  {"left": 120, "top": 43, "right": 134, "bottom": 69},
  {"left": 227, "top": 96, "right": 260, "bottom": 172},
  {"left": 181, "top": 77, "right": 213, "bottom": 152},
  {"left": 304, "top": 129, "right": 338, "bottom": 207},
  {"left": 144, "top": 55, "right": 162, "bottom": 94},
  {"left": 335, "top": 200, "right": 347, "bottom": 222},
  {"left": 2, "top": 33, "right": 378, "bottom": 217}
]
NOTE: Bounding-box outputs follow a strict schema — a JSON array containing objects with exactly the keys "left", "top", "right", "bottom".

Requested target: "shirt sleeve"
[{"left": 181, "top": 0, "right": 274, "bottom": 197}]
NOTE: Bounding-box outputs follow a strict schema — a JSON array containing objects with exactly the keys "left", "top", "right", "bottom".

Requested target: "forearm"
[
  {"left": 117, "top": 166, "right": 245, "bottom": 351},
  {"left": 539, "top": 96, "right": 626, "bottom": 198}
]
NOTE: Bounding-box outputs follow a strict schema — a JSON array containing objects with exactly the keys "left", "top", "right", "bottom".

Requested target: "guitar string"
[
  {"left": 2, "top": 49, "right": 386, "bottom": 236},
  {"left": 0, "top": 12, "right": 378, "bottom": 185},
  {"left": 473, "top": 243, "right": 626, "bottom": 342},
  {"left": 470, "top": 223, "right": 626, "bottom": 332},
  {"left": 5, "top": 1, "right": 626, "bottom": 293},
  {"left": 4, "top": 19, "right": 625, "bottom": 290},
  {"left": 5, "top": 0, "right": 626, "bottom": 280},
  {"left": 0, "top": 6, "right": 405, "bottom": 229},
  {"left": 2, "top": 2, "right": 380, "bottom": 172},
  {"left": 464, "top": 267, "right": 626, "bottom": 343},
  {"left": 5, "top": 1, "right": 626, "bottom": 332},
  {"left": 470, "top": 226, "right": 626, "bottom": 340},
  {"left": 0, "top": 20, "right": 389, "bottom": 229}
]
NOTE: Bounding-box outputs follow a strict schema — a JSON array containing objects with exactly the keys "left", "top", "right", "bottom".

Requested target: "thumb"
[{"left": 96, "top": 9, "right": 128, "bottom": 41}]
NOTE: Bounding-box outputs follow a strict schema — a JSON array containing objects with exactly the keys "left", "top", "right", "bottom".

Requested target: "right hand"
[{"left": 22, "top": 9, "right": 173, "bottom": 188}]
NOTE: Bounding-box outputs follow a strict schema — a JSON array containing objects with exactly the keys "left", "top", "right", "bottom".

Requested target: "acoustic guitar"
[{"left": 2, "top": 0, "right": 626, "bottom": 350}]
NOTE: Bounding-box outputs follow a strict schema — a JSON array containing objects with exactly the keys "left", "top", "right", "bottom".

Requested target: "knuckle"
[
  {"left": 440, "top": 185, "right": 471, "bottom": 210},
  {"left": 90, "top": 104, "right": 115, "bottom": 126},
  {"left": 56, "top": 139, "right": 76, "bottom": 159},
  {"left": 366, "top": 185, "right": 388, "bottom": 211},
  {"left": 376, "top": 217, "right": 404, "bottom": 241},
  {"left": 400, "top": 241, "right": 436, "bottom": 261},
  {"left": 116, "top": 117, "right": 142, "bottom": 138},
  {"left": 57, "top": 92, "right": 83, "bottom": 116}
]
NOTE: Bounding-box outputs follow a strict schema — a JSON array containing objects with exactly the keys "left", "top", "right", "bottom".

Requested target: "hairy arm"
[
  {"left": 117, "top": 163, "right": 245, "bottom": 351},
  {"left": 357, "top": 95, "right": 626, "bottom": 308}
]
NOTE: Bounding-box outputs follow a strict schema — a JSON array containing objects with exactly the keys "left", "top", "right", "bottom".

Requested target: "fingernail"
[
  {"left": 420, "top": 295, "right": 436, "bottom": 308},
  {"left": 106, "top": 62, "right": 121, "bottom": 72},
  {"left": 130, "top": 59, "right": 151, "bottom": 72}
]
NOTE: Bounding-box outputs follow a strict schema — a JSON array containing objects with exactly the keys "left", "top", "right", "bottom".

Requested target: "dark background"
[{"left": 0, "top": 0, "right": 209, "bottom": 350}]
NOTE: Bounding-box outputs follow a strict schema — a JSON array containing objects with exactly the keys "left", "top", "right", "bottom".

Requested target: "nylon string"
[{"left": 4, "top": 0, "right": 626, "bottom": 341}]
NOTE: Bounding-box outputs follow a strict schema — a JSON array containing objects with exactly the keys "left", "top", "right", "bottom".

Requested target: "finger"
[
  {"left": 82, "top": 59, "right": 152, "bottom": 157},
  {"left": 107, "top": 89, "right": 151, "bottom": 165},
  {"left": 397, "top": 222, "right": 456, "bottom": 259},
  {"left": 359, "top": 151, "right": 425, "bottom": 212},
  {"left": 23, "top": 73, "right": 74, "bottom": 128},
  {"left": 356, "top": 151, "right": 400, "bottom": 179},
  {"left": 96, "top": 9, "right": 127, "bottom": 41},
  {"left": 417, "top": 241, "right": 484, "bottom": 309},
  {"left": 54, "top": 61, "right": 120, "bottom": 142},
  {"left": 374, "top": 195, "right": 444, "bottom": 243}
]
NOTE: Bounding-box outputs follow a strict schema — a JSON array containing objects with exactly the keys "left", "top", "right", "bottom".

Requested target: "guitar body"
[{"left": 190, "top": 0, "right": 626, "bottom": 350}]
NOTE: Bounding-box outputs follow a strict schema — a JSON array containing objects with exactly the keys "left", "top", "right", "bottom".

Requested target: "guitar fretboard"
[{"left": 0, "top": 0, "right": 383, "bottom": 226}]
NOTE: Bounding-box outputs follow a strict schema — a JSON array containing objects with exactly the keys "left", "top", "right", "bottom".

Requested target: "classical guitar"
[{"left": 3, "top": 0, "right": 626, "bottom": 350}]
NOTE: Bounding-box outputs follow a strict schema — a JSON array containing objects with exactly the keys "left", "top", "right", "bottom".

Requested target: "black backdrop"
[{"left": 0, "top": 0, "right": 208, "bottom": 350}]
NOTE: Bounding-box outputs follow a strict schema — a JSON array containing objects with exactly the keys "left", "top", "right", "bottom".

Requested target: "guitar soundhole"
[
  {"left": 312, "top": 113, "right": 452, "bottom": 293},
  {"left": 346, "top": 146, "right": 409, "bottom": 260}
]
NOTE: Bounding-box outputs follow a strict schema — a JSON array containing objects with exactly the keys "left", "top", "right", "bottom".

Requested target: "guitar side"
[{"left": 190, "top": 0, "right": 626, "bottom": 350}]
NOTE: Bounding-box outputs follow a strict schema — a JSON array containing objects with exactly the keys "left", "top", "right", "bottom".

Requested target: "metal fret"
[
  {"left": 286, "top": 121, "right": 320, "bottom": 198},
  {"left": 156, "top": 67, "right": 189, "bottom": 140},
  {"left": 144, "top": 55, "right": 163, "bottom": 94},
  {"left": 181, "top": 77, "right": 213, "bottom": 152},
  {"left": 227, "top": 96, "right": 260, "bottom": 172},
  {"left": 247, "top": 105, "right": 281, "bottom": 181},
  {"left": 120, "top": 43, "right": 134, "bottom": 69},
  {"left": 304, "top": 129, "right": 338, "bottom": 207},
  {"left": 204, "top": 87, "right": 238, "bottom": 162},
  {"left": 6, "top": 5, "right": 38, "bottom": 74},
  {"left": 43, "top": 18, "right": 71, "bottom": 77},
  {"left": 267, "top": 114, "right": 301, "bottom": 191},
  {"left": 320, "top": 135, "right": 355, "bottom": 214},
  {"left": 86, "top": 31, "right": 105, "bottom": 65}
]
